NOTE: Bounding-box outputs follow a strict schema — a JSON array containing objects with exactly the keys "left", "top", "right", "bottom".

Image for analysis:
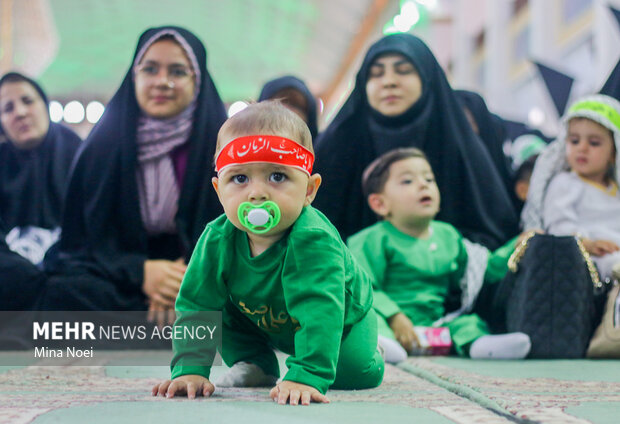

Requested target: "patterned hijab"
[
  {"left": 522, "top": 94, "right": 620, "bottom": 230},
  {"left": 55, "top": 26, "right": 227, "bottom": 283}
]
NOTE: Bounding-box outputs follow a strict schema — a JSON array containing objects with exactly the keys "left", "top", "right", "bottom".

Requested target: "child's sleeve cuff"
[
  {"left": 373, "top": 291, "right": 401, "bottom": 319},
  {"left": 170, "top": 365, "right": 211, "bottom": 380}
]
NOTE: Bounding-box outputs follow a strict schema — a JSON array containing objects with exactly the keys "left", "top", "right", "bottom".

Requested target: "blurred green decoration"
[
  {"left": 383, "top": 0, "right": 430, "bottom": 35},
  {"left": 37, "top": 0, "right": 318, "bottom": 102}
]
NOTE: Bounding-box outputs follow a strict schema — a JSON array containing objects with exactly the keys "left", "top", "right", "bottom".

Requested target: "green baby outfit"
[
  {"left": 171, "top": 206, "right": 384, "bottom": 394},
  {"left": 348, "top": 220, "right": 515, "bottom": 356}
]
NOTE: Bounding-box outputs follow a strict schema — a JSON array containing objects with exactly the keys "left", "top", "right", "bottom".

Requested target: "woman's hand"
[
  {"left": 142, "top": 258, "right": 187, "bottom": 306},
  {"left": 147, "top": 298, "right": 177, "bottom": 327}
]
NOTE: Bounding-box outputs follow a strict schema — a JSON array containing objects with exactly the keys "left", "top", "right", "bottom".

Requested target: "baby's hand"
[
  {"left": 269, "top": 380, "right": 330, "bottom": 405},
  {"left": 582, "top": 239, "right": 620, "bottom": 256},
  {"left": 152, "top": 375, "right": 214, "bottom": 400},
  {"left": 388, "top": 312, "right": 421, "bottom": 352}
]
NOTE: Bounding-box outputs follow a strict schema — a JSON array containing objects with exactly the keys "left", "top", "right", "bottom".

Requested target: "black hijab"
[
  {"left": 454, "top": 89, "right": 516, "bottom": 207},
  {"left": 314, "top": 34, "right": 518, "bottom": 249},
  {"left": 0, "top": 72, "right": 81, "bottom": 234},
  {"left": 258, "top": 75, "right": 318, "bottom": 141},
  {"left": 51, "top": 26, "right": 227, "bottom": 288}
]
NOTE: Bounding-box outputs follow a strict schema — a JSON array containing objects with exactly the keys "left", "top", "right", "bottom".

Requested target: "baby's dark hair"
[
  {"left": 362, "top": 147, "right": 428, "bottom": 197},
  {"left": 514, "top": 154, "right": 539, "bottom": 183}
]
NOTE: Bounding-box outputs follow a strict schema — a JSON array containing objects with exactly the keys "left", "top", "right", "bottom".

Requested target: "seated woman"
[
  {"left": 455, "top": 89, "right": 516, "bottom": 208},
  {"left": 39, "top": 26, "right": 227, "bottom": 312},
  {"left": 258, "top": 75, "right": 318, "bottom": 142},
  {"left": 313, "top": 34, "right": 518, "bottom": 249},
  {"left": 0, "top": 72, "right": 81, "bottom": 310}
]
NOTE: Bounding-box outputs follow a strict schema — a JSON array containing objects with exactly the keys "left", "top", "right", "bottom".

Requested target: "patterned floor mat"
[{"left": 400, "top": 357, "right": 620, "bottom": 424}]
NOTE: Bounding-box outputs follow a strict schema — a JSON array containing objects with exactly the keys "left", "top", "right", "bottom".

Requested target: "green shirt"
[
  {"left": 171, "top": 206, "right": 373, "bottom": 394},
  {"left": 348, "top": 221, "right": 515, "bottom": 325}
]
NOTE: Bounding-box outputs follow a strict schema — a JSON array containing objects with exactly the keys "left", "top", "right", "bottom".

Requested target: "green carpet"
[
  {"left": 565, "top": 402, "right": 620, "bottom": 424},
  {"left": 432, "top": 357, "right": 620, "bottom": 382},
  {"left": 400, "top": 357, "right": 620, "bottom": 424},
  {"left": 31, "top": 402, "right": 455, "bottom": 424},
  {"left": 1, "top": 351, "right": 619, "bottom": 423}
]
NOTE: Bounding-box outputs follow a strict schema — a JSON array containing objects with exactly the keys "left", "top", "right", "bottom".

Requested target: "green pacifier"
[{"left": 237, "top": 201, "right": 281, "bottom": 234}]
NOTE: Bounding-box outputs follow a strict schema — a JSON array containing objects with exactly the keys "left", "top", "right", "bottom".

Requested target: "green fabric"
[
  {"left": 444, "top": 315, "right": 489, "bottom": 356},
  {"left": 348, "top": 221, "right": 515, "bottom": 355},
  {"left": 569, "top": 99, "right": 620, "bottom": 131},
  {"left": 220, "top": 305, "right": 384, "bottom": 390},
  {"left": 330, "top": 309, "right": 384, "bottom": 389},
  {"left": 172, "top": 206, "right": 378, "bottom": 394},
  {"left": 348, "top": 221, "right": 465, "bottom": 324},
  {"left": 220, "top": 299, "right": 283, "bottom": 378},
  {"left": 375, "top": 311, "right": 489, "bottom": 356},
  {"left": 484, "top": 236, "right": 518, "bottom": 283}
]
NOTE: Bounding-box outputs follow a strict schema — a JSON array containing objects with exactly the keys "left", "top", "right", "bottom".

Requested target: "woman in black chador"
[
  {"left": 40, "top": 26, "right": 227, "bottom": 311},
  {"left": 313, "top": 34, "right": 518, "bottom": 249},
  {"left": 258, "top": 75, "right": 318, "bottom": 142},
  {"left": 0, "top": 72, "right": 81, "bottom": 310},
  {"left": 454, "top": 89, "right": 517, "bottom": 209}
]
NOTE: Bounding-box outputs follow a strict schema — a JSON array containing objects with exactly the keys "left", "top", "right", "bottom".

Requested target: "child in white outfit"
[{"left": 523, "top": 94, "right": 620, "bottom": 281}]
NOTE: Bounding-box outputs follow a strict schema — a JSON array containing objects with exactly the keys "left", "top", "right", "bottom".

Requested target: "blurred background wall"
[{"left": 1, "top": 0, "right": 618, "bottom": 139}]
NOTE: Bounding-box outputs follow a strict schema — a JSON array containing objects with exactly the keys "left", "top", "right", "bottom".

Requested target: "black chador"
[
  {"left": 0, "top": 73, "right": 82, "bottom": 310},
  {"left": 40, "top": 26, "right": 227, "bottom": 310},
  {"left": 313, "top": 34, "right": 518, "bottom": 249}
]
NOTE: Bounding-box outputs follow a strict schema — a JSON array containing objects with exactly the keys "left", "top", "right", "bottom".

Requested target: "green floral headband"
[{"left": 568, "top": 99, "right": 620, "bottom": 132}]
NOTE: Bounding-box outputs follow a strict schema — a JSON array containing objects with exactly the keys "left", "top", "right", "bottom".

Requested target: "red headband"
[{"left": 215, "top": 135, "right": 314, "bottom": 175}]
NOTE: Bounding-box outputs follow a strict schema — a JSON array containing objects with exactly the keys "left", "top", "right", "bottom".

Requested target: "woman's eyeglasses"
[{"left": 136, "top": 62, "right": 194, "bottom": 84}]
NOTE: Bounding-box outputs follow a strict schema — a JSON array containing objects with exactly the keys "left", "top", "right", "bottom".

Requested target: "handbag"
[
  {"left": 494, "top": 232, "right": 604, "bottom": 359},
  {"left": 586, "top": 283, "right": 620, "bottom": 358}
]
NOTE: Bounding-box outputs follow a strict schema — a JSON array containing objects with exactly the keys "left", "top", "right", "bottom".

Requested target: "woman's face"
[
  {"left": 0, "top": 81, "right": 50, "bottom": 149},
  {"left": 365, "top": 53, "right": 422, "bottom": 117},
  {"left": 134, "top": 39, "right": 196, "bottom": 119}
]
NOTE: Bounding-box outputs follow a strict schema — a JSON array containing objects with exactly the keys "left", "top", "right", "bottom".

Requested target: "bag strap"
[
  {"left": 575, "top": 237, "right": 602, "bottom": 290},
  {"left": 507, "top": 232, "right": 602, "bottom": 290},
  {"left": 507, "top": 230, "right": 537, "bottom": 273}
]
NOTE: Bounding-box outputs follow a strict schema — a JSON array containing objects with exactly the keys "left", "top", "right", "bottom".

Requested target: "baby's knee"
[{"left": 332, "top": 351, "right": 384, "bottom": 390}]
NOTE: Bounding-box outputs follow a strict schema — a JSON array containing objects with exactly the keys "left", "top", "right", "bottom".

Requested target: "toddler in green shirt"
[
  {"left": 348, "top": 147, "right": 531, "bottom": 363},
  {"left": 152, "top": 101, "right": 384, "bottom": 405}
]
